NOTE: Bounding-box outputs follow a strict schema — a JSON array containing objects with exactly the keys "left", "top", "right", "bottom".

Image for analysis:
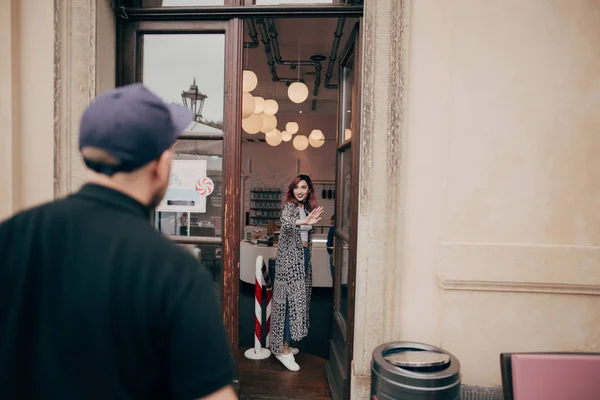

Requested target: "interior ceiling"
[{"left": 244, "top": 17, "right": 358, "bottom": 116}]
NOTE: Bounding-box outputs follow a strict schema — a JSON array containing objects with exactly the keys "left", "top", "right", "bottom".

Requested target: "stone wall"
[
  {"left": 0, "top": 0, "right": 56, "bottom": 219},
  {"left": 353, "top": 0, "right": 600, "bottom": 396}
]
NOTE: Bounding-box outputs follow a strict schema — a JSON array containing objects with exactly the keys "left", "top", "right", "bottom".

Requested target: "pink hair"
[{"left": 283, "top": 174, "right": 317, "bottom": 211}]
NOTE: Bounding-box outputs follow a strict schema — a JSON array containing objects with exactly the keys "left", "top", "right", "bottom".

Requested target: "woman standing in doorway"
[{"left": 271, "top": 174, "right": 324, "bottom": 371}]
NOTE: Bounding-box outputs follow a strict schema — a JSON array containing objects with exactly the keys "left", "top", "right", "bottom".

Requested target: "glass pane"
[
  {"left": 142, "top": 34, "right": 225, "bottom": 124},
  {"left": 255, "top": 0, "right": 333, "bottom": 4},
  {"left": 156, "top": 140, "right": 223, "bottom": 236},
  {"left": 339, "top": 59, "right": 354, "bottom": 144},
  {"left": 139, "top": 0, "right": 225, "bottom": 6},
  {"left": 335, "top": 237, "right": 349, "bottom": 322},
  {"left": 142, "top": 34, "right": 225, "bottom": 307},
  {"left": 340, "top": 148, "right": 352, "bottom": 232}
]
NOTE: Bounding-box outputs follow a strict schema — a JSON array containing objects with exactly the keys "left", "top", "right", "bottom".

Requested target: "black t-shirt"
[{"left": 0, "top": 184, "right": 234, "bottom": 400}]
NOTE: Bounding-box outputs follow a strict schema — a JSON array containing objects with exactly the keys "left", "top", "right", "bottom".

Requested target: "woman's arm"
[{"left": 279, "top": 203, "right": 298, "bottom": 233}]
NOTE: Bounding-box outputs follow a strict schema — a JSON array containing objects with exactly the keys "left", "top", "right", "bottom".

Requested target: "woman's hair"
[{"left": 283, "top": 174, "right": 317, "bottom": 210}]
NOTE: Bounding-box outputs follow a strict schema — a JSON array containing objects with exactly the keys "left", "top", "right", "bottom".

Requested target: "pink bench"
[{"left": 500, "top": 352, "right": 600, "bottom": 400}]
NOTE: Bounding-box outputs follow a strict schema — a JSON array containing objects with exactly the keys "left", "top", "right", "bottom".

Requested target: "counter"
[{"left": 239, "top": 235, "right": 347, "bottom": 287}]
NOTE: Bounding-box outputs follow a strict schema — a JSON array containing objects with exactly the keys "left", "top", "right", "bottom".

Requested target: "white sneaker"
[
  {"left": 276, "top": 352, "right": 300, "bottom": 371},
  {"left": 290, "top": 347, "right": 299, "bottom": 355}
]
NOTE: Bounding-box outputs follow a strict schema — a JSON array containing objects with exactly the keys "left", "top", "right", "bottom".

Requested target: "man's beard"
[{"left": 147, "top": 183, "right": 168, "bottom": 210}]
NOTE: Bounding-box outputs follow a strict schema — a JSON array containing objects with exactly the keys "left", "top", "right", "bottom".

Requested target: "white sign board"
[{"left": 156, "top": 160, "right": 213, "bottom": 213}]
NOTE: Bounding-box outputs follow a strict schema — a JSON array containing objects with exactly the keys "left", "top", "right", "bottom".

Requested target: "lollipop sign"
[
  {"left": 195, "top": 177, "right": 214, "bottom": 196},
  {"left": 157, "top": 160, "right": 209, "bottom": 213}
]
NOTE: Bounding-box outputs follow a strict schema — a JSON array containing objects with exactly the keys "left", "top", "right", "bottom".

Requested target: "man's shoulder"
[{"left": 0, "top": 198, "right": 69, "bottom": 228}]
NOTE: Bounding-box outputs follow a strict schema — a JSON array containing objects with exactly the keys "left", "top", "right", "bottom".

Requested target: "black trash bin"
[{"left": 371, "top": 342, "right": 461, "bottom": 400}]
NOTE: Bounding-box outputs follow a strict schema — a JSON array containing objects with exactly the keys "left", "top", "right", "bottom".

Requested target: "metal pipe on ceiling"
[
  {"left": 260, "top": 17, "right": 346, "bottom": 110},
  {"left": 324, "top": 17, "right": 346, "bottom": 90},
  {"left": 254, "top": 18, "right": 302, "bottom": 84},
  {"left": 265, "top": 17, "right": 323, "bottom": 111},
  {"left": 244, "top": 19, "right": 259, "bottom": 49}
]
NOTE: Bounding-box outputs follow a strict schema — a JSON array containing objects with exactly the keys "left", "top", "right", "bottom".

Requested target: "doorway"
[
  {"left": 116, "top": 4, "right": 362, "bottom": 399},
  {"left": 236, "top": 17, "right": 361, "bottom": 400}
]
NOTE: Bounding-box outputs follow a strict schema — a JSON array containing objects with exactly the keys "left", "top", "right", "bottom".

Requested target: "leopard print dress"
[{"left": 270, "top": 202, "right": 313, "bottom": 355}]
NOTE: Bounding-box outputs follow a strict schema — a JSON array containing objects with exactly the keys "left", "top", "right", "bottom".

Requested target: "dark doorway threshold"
[{"left": 238, "top": 347, "right": 332, "bottom": 400}]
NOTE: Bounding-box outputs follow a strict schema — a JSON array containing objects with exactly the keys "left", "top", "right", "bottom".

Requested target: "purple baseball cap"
[{"left": 79, "top": 84, "right": 193, "bottom": 175}]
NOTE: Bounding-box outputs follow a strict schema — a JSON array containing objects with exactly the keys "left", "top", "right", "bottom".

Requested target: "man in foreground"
[{"left": 0, "top": 84, "right": 237, "bottom": 400}]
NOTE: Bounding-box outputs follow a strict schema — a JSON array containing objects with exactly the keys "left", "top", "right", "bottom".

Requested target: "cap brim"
[{"left": 166, "top": 103, "right": 194, "bottom": 144}]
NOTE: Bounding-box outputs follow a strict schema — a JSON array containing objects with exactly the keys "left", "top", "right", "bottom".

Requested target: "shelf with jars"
[{"left": 249, "top": 188, "right": 282, "bottom": 224}]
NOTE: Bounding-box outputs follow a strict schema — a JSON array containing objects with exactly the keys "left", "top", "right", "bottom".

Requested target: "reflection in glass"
[
  {"left": 156, "top": 140, "right": 223, "bottom": 236},
  {"left": 154, "top": 140, "right": 224, "bottom": 305},
  {"left": 142, "top": 34, "right": 225, "bottom": 126},
  {"left": 255, "top": 0, "right": 332, "bottom": 4},
  {"left": 143, "top": 33, "right": 225, "bottom": 307},
  {"left": 337, "top": 239, "right": 349, "bottom": 322},
  {"left": 140, "top": 0, "right": 225, "bottom": 6},
  {"left": 340, "top": 57, "right": 354, "bottom": 145},
  {"left": 340, "top": 150, "right": 352, "bottom": 232}
]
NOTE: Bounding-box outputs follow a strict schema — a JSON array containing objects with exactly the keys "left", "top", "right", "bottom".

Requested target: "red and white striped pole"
[
  {"left": 244, "top": 256, "right": 271, "bottom": 360},
  {"left": 262, "top": 260, "right": 273, "bottom": 348}
]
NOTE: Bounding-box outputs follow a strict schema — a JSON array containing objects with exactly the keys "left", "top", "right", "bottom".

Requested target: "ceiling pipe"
[
  {"left": 244, "top": 19, "right": 259, "bottom": 49},
  {"left": 265, "top": 17, "right": 322, "bottom": 110},
  {"left": 254, "top": 19, "right": 304, "bottom": 84},
  {"left": 324, "top": 17, "right": 346, "bottom": 90},
  {"left": 264, "top": 17, "right": 345, "bottom": 110}
]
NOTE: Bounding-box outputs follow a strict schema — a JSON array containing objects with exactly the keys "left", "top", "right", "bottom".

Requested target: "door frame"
[
  {"left": 116, "top": 6, "right": 363, "bottom": 398},
  {"left": 118, "top": 18, "right": 243, "bottom": 362},
  {"left": 325, "top": 22, "right": 361, "bottom": 400}
]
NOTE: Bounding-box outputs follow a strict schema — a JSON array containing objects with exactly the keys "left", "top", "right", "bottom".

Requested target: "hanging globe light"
[
  {"left": 265, "top": 129, "right": 283, "bottom": 146},
  {"left": 242, "top": 113, "right": 262, "bottom": 134},
  {"left": 285, "top": 122, "right": 299, "bottom": 134},
  {"left": 263, "top": 99, "right": 279, "bottom": 116},
  {"left": 309, "top": 129, "right": 323, "bottom": 141},
  {"left": 253, "top": 96, "right": 265, "bottom": 114},
  {"left": 293, "top": 135, "right": 309, "bottom": 151},
  {"left": 281, "top": 130, "right": 292, "bottom": 142},
  {"left": 243, "top": 70, "right": 258, "bottom": 93},
  {"left": 288, "top": 82, "right": 309, "bottom": 104},
  {"left": 309, "top": 129, "right": 325, "bottom": 148},
  {"left": 242, "top": 92, "right": 255, "bottom": 119},
  {"left": 260, "top": 114, "right": 278, "bottom": 133}
]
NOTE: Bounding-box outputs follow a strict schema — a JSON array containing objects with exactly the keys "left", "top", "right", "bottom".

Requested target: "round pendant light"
[
  {"left": 242, "top": 113, "right": 262, "bottom": 134},
  {"left": 288, "top": 82, "right": 309, "bottom": 104},
  {"left": 242, "top": 92, "right": 255, "bottom": 119},
  {"left": 344, "top": 128, "right": 352, "bottom": 141},
  {"left": 309, "top": 129, "right": 325, "bottom": 148},
  {"left": 293, "top": 135, "right": 309, "bottom": 151},
  {"left": 263, "top": 99, "right": 279, "bottom": 116},
  {"left": 243, "top": 70, "right": 258, "bottom": 93},
  {"left": 281, "top": 130, "right": 292, "bottom": 142},
  {"left": 253, "top": 96, "right": 265, "bottom": 114},
  {"left": 265, "top": 129, "right": 283, "bottom": 146},
  {"left": 260, "top": 113, "right": 278, "bottom": 133},
  {"left": 285, "top": 122, "right": 299, "bottom": 134}
]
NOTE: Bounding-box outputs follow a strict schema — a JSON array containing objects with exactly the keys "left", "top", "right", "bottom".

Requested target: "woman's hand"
[{"left": 304, "top": 207, "right": 324, "bottom": 225}]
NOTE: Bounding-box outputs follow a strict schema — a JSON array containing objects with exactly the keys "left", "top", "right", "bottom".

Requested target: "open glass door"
[
  {"left": 119, "top": 19, "right": 243, "bottom": 365},
  {"left": 326, "top": 22, "right": 361, "bottom": 400}
]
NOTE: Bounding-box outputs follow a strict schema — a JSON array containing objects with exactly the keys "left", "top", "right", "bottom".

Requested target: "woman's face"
[{"left": 293, "top": 180, "right": 310, "bottom": 203}]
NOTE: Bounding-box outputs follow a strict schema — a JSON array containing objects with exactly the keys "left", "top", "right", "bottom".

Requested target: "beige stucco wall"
[
  {"left": 0, "top": 0, "right": 55, "bottom": 220},
  {"left": 397, "top": 0, "right": 600, "bottom": 387}
]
